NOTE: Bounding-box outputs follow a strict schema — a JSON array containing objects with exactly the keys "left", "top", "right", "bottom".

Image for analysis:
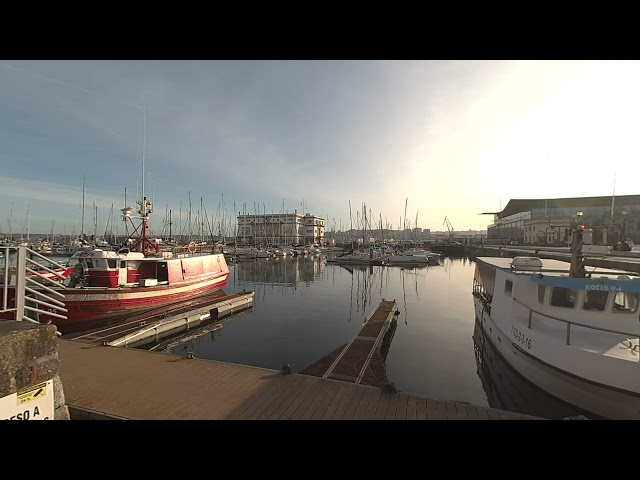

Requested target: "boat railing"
[
  {"left": 512, "top": 297, "right": 640, "bottom": 361},
  {"left": 1, "top": 245, "right": 68, "bottom": 335}
]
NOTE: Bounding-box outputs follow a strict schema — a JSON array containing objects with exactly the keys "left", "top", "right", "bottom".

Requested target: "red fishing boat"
[{"left": 1, "top": 196, "right": 230, "bottom": 334}]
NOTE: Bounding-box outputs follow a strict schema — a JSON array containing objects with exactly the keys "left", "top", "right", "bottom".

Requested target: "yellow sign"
[
  {"left": 1, "top": 379, "right": 54, "bottom": 420},
  {"left": 17, "top": 382, "right": 48, "bottom": 405}
]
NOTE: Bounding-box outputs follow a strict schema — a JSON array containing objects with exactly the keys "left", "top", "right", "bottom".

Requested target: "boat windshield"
[{"left": 613, "top": 292, "right": 639, "bottom": 313}]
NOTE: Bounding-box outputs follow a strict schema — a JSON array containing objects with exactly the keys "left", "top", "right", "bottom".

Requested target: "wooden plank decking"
[
  {"left": 299, "top": 299, "right": 398, "bottom": 388},
  {"left": 58, "top": 339, "right": 543, "bottom": 420}
]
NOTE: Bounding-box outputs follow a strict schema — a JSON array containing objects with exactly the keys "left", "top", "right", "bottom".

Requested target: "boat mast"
[
  {"left": 349, "top": 200, "right": 353, "bottom": 250},
  {"left": 26, "top": 205, "right": 30, "bottom": 243},
  {"left": 129, "top": 103, "right": 158, "bottom": 255},
  {"left": 81, "top": 177, "right": 85, "bottom": 240},
  {"left": 8, "top": 202, "right": 13, "bottom": 242},
  {"left": 569, "top": 213, "right": 586, "bottom": 278}
]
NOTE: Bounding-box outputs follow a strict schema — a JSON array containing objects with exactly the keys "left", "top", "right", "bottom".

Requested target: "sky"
[{"left": 1, "top": 60, "right": 639, "bottom": 239}]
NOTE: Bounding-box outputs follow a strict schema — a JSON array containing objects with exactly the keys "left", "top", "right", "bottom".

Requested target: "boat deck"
[{"left": 59, "top": 339, "right": 542, "bottom": 420}]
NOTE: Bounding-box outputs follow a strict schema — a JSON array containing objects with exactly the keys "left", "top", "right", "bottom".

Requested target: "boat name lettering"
[
  {"left": 584, "top": 284, "right": 621, "bottom": 292},
  {"left": 511, "top": 325, "right": 531, "bottom": 349}
]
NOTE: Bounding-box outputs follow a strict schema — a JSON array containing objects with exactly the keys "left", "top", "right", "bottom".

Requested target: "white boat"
[
  {"left": 472, "top": 235, "right": 640, "bottom": 419},
  {"left": 385, "top": 248, "right": 441, "bottom": 266}
]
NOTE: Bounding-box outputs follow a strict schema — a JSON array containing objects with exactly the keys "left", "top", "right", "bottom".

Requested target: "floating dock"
[
  {"left": 65, "top": 292, "right": 254, "bottom": 348},
  {"left": 299, "top": 299, "right": 398, "bottom": 388}
]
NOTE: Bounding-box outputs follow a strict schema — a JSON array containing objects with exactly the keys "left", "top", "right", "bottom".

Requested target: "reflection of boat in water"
[
  {"left": 326, "top": 250, "right": 387, "bottom": 266},
  {"left": 148, "top": 316, "right": 227, "bottom": 354},
  {"left": 472, "top": 319, "right": 595, "bottom": 419},
  {"left": 472, "top": 226, "right": 640, "bottom": 419}
]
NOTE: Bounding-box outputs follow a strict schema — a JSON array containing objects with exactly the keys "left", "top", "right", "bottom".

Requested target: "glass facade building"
[{"left": 487, "top": 195, "right": 640, "bottom": 244}]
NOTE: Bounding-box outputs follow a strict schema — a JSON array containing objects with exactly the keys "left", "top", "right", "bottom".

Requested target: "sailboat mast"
[
  {"left": 610, "top": 172, "right": 616, "bottom": 221},
  {"left": 81, "top": 177, "right": 85, "bottom": 239},
  {"left": 349, "top": 200, "right": 353, "bottom": 250},
  {"left": 141, "top": 103, "right": 146, "bottom": 216}
]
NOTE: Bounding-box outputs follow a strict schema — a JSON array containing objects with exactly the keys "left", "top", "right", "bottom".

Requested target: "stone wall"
[{"left": 0, "top": 321, "right": 69, "bottom": 420}]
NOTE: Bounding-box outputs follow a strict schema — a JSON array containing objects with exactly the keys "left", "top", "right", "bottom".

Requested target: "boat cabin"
[
  {"left": 474, "top": 256, "right": 640, "bottom": 335},
  {"left": 68, "top": 249, "right": 168, "bottom": 288}
]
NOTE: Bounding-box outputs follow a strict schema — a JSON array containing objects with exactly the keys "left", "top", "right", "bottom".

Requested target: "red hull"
[{"left": 1, "top": 272, "right": 229, "bottom": 335}]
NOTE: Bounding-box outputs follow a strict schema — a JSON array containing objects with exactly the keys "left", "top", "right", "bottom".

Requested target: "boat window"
[
  {"left": 108, "top": 259, "right": 117, "bottom": 269},
  {"left": 85, "top": 259, "right": 94, "bottom": 268},
  {"left": 550, "top": 287, "right": 577, "bottom": 308},
  {"left": 583, "top": 290, "right": 608, "bottom": 311},
  {"left": 538, "top": 285, "right": 545, "bottom": 304},
  {"left": 612, "top": 292, "right": 639, "bottom": 314},
  {"left": 120, "top": 261, "right": 126, "bottom": 268},
  {"left": 504, "top": 280, "right": 513, "bottom": 296}
]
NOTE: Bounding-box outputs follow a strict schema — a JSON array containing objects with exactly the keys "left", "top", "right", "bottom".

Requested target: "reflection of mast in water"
[
  {"left": 401, "top": 268, "right": 408, "bottom": 325},
  {"left": 348, "top": 268, "right": 354, "bottom": 322},
  {"left": 444, "top": 256, "right": 452, "bottom": 279}
]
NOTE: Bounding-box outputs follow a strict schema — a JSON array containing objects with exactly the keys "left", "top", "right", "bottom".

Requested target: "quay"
[
  {"left": 467, "top": 245, "right": 640, "bottom": 274},
  {"left": 59, "top": 338, "right": 541, "bottom": 420}
]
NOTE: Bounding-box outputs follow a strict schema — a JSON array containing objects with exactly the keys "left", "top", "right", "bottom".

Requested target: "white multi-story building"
[{"left": 236, "top": 213, "right": 325, "bottom": 246}]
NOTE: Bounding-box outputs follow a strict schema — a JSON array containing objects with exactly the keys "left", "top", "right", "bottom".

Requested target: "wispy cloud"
[{"left": 1, "top": 60, "right": 638, "bottom": 234}]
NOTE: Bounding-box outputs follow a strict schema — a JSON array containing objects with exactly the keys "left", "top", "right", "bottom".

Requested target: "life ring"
[{"left": 188, "top": 242, "right": 197, "bottom": 254}]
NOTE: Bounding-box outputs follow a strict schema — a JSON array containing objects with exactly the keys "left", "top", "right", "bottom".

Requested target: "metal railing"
[
  {"left": 512, "top": 297, "right": 640, "bottom": 361},
  {"left": 1, "top": 246, "right": 68, "bottom": 335}
]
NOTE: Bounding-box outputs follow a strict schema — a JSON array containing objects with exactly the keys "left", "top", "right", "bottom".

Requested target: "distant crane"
[{"left": 443, "top": 216, "right": 454, "bottom": 242}]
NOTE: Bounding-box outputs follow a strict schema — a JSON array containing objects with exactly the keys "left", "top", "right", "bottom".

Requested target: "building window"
[
  {"left": 505, "top": 280, "right": 513, "bottom": 296},
  {"left": 550, "top": 287, "right": 577, "bottom": 308}
]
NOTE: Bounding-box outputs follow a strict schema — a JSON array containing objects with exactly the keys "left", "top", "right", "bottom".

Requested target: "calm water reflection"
[
  {"left": 144, "top": 254, "right": 586, "bottom": 418},
  {"left": 149, "top": 255, "right": 487, "bottom": 407}
]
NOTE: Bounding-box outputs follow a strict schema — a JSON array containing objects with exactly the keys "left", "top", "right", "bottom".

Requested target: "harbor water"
[
  {"left": 142, "top": 254, "right": 590, "bottom": 419},
  {"left": 3, "top": 250, "right": 590, "bottom": 419}
]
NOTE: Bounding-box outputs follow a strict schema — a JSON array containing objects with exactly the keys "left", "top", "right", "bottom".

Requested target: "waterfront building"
[
  {"left": 485, "top": 195, "right": 640, "bottom": 245},
  {"left": 236, "top": 213, "right": 325, "bottom": 246}
]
